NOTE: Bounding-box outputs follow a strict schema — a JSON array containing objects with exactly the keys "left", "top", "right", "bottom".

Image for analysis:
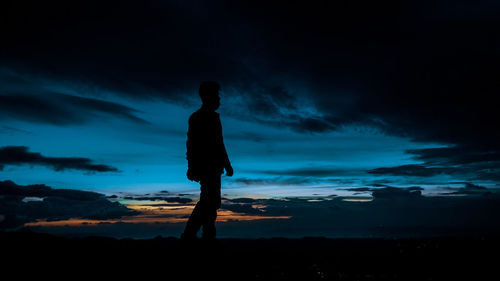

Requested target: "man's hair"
[{"left": 199, "top": 81, "right": 220, "bottom": 102}]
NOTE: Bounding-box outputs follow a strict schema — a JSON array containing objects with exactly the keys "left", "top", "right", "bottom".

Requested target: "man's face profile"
[
  {"left": 204, "top": 91, "right": 220, "bottom": 111},
  {"left": 199, "top": 81, "right": 221, "bottom": 111}
]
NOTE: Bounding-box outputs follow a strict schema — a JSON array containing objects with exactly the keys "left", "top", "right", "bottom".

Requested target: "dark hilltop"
[{"left": 2, "top": 230, "right": 498, "bottom": 280}]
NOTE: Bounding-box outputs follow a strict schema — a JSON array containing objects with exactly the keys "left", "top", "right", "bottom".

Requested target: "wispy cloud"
[
  {"left": 367, "top": 146, "right": 500, "bottom": 183},
  {"left": 0, "top": 146, "right": 119, "bottom": 173},
  {"left": 0, "top": 92, "right": 150, "bottom": 126}
]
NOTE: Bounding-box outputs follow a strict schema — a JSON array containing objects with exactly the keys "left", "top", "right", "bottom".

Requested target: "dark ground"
[{"left": 1, "top": 231, "right": 498, "bottom": 280}]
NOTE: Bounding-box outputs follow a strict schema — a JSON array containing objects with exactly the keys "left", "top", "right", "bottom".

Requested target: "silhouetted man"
[{"left": 181, "top": 81, "right": 233, "bottom": 240}]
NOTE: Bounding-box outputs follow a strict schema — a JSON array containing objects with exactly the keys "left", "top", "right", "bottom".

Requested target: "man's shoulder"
[
  {"left": 190, "top": 109, "right": 219, "bottom": 121},
  {"left": 189, "top": 110, "right": 202, "bottom": 121}
]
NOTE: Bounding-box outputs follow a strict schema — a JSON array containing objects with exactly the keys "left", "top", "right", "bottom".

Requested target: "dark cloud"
[
  {"left": 220, "top": 202, "right": 264, "bottom": 215},
  {"left": 231, "top": 177, "right": 315, "bottom": 186},
  {"left": 1, "top": 0, "right": 251, "bottom": 102},
  {"left": 406, "top": 147, "right": 500, "bottom": 166},
  {"left": 0, "top": 91, "right": 149, "bottom": 126},
  {"left": 0, "top": 180, "right": 138, "bottom": 229},
  {"left": 0, "top": 146, "right": 119, "bottom": 173},
  {"left": 344, "top": 187, "right": 373, "bottom": 192},
  {"left": 258, "top": 167, "right": 363, "bottom": 178},
  {"left": 344, "top": 186, "right": 425, "bottom": 201},
  {"left": 438, "top": 183, "right": 492, "bottom": 196},
  {"left": 371, "top": 187, "right": 422, "bottom": 199},
  {"left": 367, "top": 164, "right": 453, "bottom": 177},
  {"left": 0, "top": 179, "right": 100, "bottom": 200},
  {"left": 263, "top": 116, "right": 337, "bottom": 134},
  {"left": 345, "top": 186, "right": 424, "bottom": 192},
  {"left": 117, "top": 191, "right": 194, "bottom": 203},
  {"left": 3, "top": 0, "right": 492, "bottom": 136},
  {"left": 226, "top": 198, "right": 257, "bottom": 204},
  {"left": 368, "top": 147, "right": 500, "bottom": 182},
  {"left": 121, "top": 195, "right": 192, "bottom": 204}
]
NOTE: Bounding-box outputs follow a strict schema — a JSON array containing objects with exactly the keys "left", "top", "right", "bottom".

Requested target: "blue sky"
[{"left": 0, "top": 72, "right": 481, "bottom": 198}]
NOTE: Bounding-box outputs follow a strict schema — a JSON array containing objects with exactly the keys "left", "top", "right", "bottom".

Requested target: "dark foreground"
[{"left": 2, "top": 231, "right": 498, "bottom": 280}]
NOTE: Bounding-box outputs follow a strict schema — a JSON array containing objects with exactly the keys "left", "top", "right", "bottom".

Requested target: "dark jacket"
[{"left": 186, "top": 108, "right": 230, "bottom": 177}]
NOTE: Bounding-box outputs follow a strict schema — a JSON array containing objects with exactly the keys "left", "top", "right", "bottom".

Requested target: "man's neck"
[{"left": 200, "top": 105, "right": 216, "bottom": 112}]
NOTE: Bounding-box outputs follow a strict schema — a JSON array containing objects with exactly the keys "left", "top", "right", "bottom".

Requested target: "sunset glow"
[{"left": 24, "top": 200, "right": 291, "bottom": 228}]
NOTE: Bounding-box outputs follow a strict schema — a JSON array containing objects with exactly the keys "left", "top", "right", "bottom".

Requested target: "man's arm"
[
  {"left": 218, "top": 114, "right": 233, "bottom": 177},
  {"left": 221, "top": 141, "right": 233, "bottom": 176}
]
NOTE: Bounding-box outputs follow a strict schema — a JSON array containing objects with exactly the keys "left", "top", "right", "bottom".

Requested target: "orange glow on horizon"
[{"left": 23, "top": 201, "right": 291, "bottom": 228}]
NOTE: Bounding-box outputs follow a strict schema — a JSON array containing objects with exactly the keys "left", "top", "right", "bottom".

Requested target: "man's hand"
[
  {"left": 225, "top": 165, "right": 234, "bottom": 177},
  {"left": 187, "top": 168, "right": 200, "bottom": 182}
]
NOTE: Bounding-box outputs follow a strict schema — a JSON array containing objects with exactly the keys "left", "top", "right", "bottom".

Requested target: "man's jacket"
[{"left": 186, "top": 108, "right": 230, "bottom": 177}]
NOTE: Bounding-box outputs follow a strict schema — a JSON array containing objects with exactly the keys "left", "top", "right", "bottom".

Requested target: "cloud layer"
[
  {"left": 0, "top": 88, "right": 149, "bottom": 126},
  {"left": 0, "top": 180, "right": 137, "bottom": 228},
  {"left": 367, "top": 147, "right": 500, "bottom": 182},
  {"left": 2, "top": 1, "right": 497, "bottom": 138},
  {"left": 19, "top": 183, "right": 500, "bottom": 239},
  {"left": 0, "top": 146, "right": 119, "bottom": 173}
]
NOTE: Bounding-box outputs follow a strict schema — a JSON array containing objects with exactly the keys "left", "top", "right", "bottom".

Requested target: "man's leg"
[
  {"left": 199, "top": 174, "right": 221, "bottom": 239},
  {"left": 201, "top": 207, "right": 217, "bottom": 239},
  {"left": 181, "top": 201, "right": 204, "bottom": 239}
]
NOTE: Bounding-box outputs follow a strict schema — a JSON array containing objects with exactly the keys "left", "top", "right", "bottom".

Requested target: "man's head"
[{"left": 199, "top": 81, "right": 220, "bottom": 111}]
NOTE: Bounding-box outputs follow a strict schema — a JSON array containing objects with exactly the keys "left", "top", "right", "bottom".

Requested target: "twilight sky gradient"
[{"left": 1, "top": 0, "right": 500, "bottom": 238}]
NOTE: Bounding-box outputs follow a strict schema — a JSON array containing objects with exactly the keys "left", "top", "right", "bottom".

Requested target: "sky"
[{"left": 1, "top": 0, "right": 500, "bottom": 238}]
